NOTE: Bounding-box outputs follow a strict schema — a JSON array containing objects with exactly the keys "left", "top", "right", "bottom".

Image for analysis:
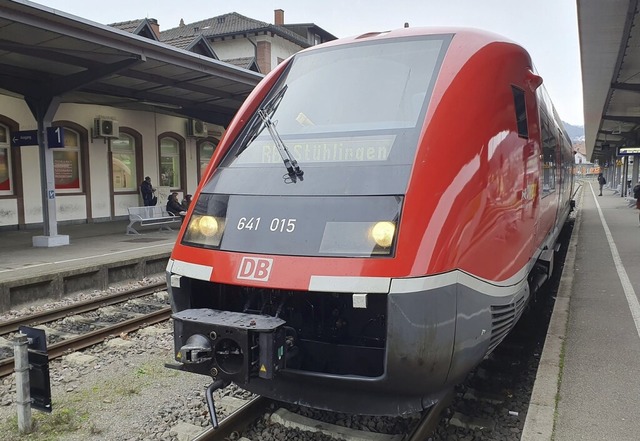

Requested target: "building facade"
[{"left": 0, "top": 8, "right": 335, "bottom": 230}]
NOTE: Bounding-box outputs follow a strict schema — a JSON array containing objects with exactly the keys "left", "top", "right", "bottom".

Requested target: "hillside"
[{"left": 563, "top": 122, "right": 584, "bottom": 141}]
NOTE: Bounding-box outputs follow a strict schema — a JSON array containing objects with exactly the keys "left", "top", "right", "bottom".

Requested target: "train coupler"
[
  {"left": 177, "top": 334, "right": 212, "bottom": 364},
  {"left": 172, "top": 309, "right": 287, "bottom": 383}
]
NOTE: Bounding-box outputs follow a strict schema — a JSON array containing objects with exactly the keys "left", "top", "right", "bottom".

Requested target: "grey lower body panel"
[{"left": 168, "top": 271, "right": 529, "bottom": 415}]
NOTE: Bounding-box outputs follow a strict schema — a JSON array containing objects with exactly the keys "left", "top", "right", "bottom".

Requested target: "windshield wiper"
[
  {"left": 235, "top": 84, "right": 289, "bottom": 157},
  {"left": 234, "top": 84, "right": 303, "bottom": 181},
  {"left": 258, "top": 108, "right": 304, "bottom": 182}
]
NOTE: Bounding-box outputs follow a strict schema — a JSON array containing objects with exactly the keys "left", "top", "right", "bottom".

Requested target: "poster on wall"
[
  {"left": 0, "top": 149, "right": 9, "bottom": 191},
  {"left": 156, "top": 186, "right": 171, "bottom": 207},
  {"left": 53, "top": 151, "right": 80, "bottom": 190}
]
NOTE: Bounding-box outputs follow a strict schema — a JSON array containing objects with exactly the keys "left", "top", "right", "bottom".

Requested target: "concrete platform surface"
[
  {"left": 523, "top": 180, "right": 640, "bottom": 441},
  {"left": 0, "top": 220, "right": 178, "bottom": 312}
]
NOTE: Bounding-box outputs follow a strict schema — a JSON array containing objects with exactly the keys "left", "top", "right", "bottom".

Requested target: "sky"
[{"left": 33, "top": 0, "right": 584, "bottom": 126}]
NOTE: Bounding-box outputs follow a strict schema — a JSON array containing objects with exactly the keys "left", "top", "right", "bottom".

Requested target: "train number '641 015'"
[{"left": 236, "top": 217, "right": 296, "bottom": 233}]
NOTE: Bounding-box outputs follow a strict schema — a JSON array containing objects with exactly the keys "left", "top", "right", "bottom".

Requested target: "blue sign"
[
  {"left": 10, "top": 130, "right": 38, "bottom": 147},
  {"left": 618, "top": 146, "right": 640, "bottom": 156},
  {"left": 47, "top": 127, "right": 65, "bottom": 148}
]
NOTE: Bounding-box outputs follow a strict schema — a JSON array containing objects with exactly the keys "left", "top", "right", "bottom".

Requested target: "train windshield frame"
[{"left": 205, "top": 35, "right": 452, "bottom": 197}]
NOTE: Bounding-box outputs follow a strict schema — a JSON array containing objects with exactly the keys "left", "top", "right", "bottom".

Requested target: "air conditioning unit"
[
  {"left": 93, "top": 118, "right": 119, "bottom": 138},
  {"left": 188, "top": 119, "right": 208, "bottom": 137}
]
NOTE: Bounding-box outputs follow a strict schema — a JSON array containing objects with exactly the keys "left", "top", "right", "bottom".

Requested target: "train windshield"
[{"left": 207, "top": 35, "right": 451, "bottom": 196}]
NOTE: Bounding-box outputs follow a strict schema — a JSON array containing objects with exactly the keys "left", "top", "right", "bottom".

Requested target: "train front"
[{"left": 167, "top": 31, "right": 480, "bottom": 415}]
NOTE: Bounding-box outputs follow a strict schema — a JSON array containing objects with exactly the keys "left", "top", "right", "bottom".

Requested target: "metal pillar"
[
  {"left": 25, "top": 96, "right": 69, "bottom": 247},
  {"left": 623, "top": 156, "right": 629, "bottom": 197},
  {"left": 14, "top": 334, "right": 32, "bottom": 434}
]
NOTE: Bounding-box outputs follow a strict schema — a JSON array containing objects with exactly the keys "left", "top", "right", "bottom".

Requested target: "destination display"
[
  {"left": 617, "top": 146, "right": 640, "bottom": 156},
  {"left": 236, "top": 135, "right": 395, "bottom": 165}
]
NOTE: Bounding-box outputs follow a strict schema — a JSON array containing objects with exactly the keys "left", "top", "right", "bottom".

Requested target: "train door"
[
  {"left": 537, "top": 115, "right": 559, "bottom": 245},
  {"left": 556, "top": 127, "right": 574, "bottom": 220}
]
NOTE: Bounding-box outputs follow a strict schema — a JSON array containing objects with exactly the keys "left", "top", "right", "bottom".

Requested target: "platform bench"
[{"left": 126, "top": 206, "right": 181, "bottom": 235}]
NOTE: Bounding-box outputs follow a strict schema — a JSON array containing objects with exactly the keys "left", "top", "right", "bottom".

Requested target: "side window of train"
[
  {"left": 511, "top": 86, "right": 528, "bottom": 138},
  {"left": 541, "top": 119, "right": 556, "bottom": 195}
]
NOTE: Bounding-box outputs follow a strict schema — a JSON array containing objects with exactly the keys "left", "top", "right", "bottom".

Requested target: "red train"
[{"left": 166, "top": 27, "right": 574, "bottom": 418}]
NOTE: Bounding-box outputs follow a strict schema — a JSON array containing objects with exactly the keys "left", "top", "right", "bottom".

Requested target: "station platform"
[
  {"left": 523, "top": 179, "right": 640, "bottom": 440},
  {"left": 0, "top": 220, "right": 178, "bottom": 313}
]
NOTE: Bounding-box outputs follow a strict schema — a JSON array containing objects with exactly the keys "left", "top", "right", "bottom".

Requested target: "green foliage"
[{"left": 0, "top": 406, "right": 87, "bottom": 441}]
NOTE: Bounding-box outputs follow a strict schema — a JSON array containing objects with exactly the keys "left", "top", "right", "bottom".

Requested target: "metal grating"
[{"left": 488, "top": 295, "right": 526, "bottom": 353}]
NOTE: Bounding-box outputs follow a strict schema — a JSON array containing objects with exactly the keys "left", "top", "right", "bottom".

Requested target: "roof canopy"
[
  {"left": 0, "top": 0, "right": 263, "bottom": 125},
  {"left": 578, "top": 0, "right": 640, "bottom": 161}
]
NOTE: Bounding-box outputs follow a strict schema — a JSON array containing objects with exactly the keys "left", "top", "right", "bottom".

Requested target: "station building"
[{"left": 0, "top": 4, "right": 335, "bottom": 232}]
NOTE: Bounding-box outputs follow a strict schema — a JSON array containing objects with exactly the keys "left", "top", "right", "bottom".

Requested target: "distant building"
[
  {"left": 159, "top": 9, "right": 337, "bottom": 74},
  {"left": 573, "top": 141, "right": 587, "bottom": 164},
  {"left": 573, "top": 140, "right": 600, "bottom": 175},
  {"left": 109, "top": 17, "right": 161, "bottom": 41}
]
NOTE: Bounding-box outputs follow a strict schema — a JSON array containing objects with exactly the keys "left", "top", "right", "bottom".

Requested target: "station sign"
[
  {"left": 10, "top": 127, "right": 65, "bottom": 148},
  {"left": 47, "top": 127, "right": 65, "bottom": 148},
  {"left": 618, "top": 146, "right": 640, "bottom": 156},
  {"left": 10, "top": 130, "right": 38, "bottom": 147}
]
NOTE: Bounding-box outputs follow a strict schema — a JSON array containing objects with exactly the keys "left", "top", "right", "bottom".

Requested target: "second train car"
[{"left": 166, "top": 27, "right": 574, "bottom": 416}]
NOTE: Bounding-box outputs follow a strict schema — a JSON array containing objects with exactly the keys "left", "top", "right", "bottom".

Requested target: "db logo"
[{"left": 237, "top": 257, "right": 273, "bottom": 281}]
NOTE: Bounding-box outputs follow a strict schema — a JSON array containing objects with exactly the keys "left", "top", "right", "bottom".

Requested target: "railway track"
[
  {"left": 192, "top": 392, "right": 452, "bottom": 441},
  {"left": 0, "top": 282, "right": 170, "bottom": 377},
  {"left": 0, "top": 282, "right": 166, "bottom": 336}
]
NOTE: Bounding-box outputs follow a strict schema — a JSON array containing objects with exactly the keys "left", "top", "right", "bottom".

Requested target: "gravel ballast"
[{"left": 0, "top": 278, "right": 228, "bottom": 441}]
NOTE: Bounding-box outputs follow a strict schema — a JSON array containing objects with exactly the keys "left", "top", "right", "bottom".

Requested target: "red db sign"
[{"left": 237, "top": 257, "right": 273, "bottom": 281}]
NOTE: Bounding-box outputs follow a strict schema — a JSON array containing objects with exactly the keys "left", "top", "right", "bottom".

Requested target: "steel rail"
[
  {"left": 405, "top": 390, "right": 455, "bottom": 441},
  {"left": 0, "top": 281, "right": 167, "bottom": 336},
  {"left": 192, "top": 396, "right": 271, "bottom": 441},
  {"left": 0, "top": 306, "right": 171, "bottom": 377}
]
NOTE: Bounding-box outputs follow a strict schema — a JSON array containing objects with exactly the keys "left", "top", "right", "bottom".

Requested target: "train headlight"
[
  {"left": 319, "top": 219, "right": 398, "bottom": 256},
  {"left": 184, "top": 214, "right": 225, "bottom": 247},
  {"left": 370, "top": 221, "right": 396, "bottom": 248},
  {"left": 197, "top": 215, "right": 219, "bottom": 236}
]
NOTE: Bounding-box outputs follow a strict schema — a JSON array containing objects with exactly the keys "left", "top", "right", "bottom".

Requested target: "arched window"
[
  {"left": 159, "top": 135, "right": 184, "bottom": 190},
  {"left": 0, "top": 124, "right": 12, "bottom": 195},
  {"left": 198, "top": 140, "right": 218, "bottom": 182},
  {"left": 111, "top": 133, "right": 137, "bottom": 192},
  {"left": 54, "top": 129, "right": 82, "bottom": 192}
]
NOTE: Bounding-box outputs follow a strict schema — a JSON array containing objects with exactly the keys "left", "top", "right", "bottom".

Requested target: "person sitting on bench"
[{"left": 166, "top": 192, "right": 186, "bottom": 217}]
